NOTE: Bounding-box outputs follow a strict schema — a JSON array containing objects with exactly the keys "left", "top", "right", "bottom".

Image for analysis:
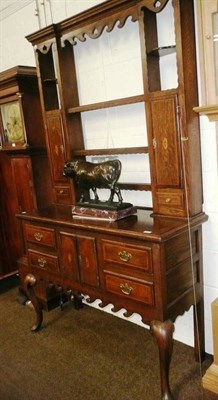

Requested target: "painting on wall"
[{"left": 0, "top": 100, "right": 26, "bottom": 148}]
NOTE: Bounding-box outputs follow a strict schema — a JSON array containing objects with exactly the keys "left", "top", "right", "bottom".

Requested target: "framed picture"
[{"left": 0, "top": 100, "right": 26, "bottom": 148}]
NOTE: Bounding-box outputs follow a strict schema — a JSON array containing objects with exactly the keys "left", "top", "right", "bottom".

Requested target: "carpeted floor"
[{"left": 0, "top": 276, "right": 217, "bottom": 400}]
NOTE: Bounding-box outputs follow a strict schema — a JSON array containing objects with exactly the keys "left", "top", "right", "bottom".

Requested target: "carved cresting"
[{"left": 60, "top": 0, "right": 170, "bottom": 47}]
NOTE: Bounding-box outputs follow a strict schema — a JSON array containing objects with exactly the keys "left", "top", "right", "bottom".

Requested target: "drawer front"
[
  {"left": 156, "top": 191, "right": 184, "bottom": 207},
  {"left": 101, "top": 240, "right": 152, "bottom": 273},
  {"left": 77, "top": 236, "right": 99, "bottom": 288},
  {"left": 25, "top": 224, "right": 56, "bottom": 249},
  {"left": 54, "top": 186, "right": 72, "bottom": 205},
  {"left": 105, "top": 274, "right": 154, "bottom": 305},
  {"left": 28, "top": 250, "right": 59, "bottom": 274}
]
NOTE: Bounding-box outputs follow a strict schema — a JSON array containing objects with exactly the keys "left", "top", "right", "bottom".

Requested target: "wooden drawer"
[
  {"left": 101, "top": 240, "right": 152, "bottom": 273},
  {"left": 54, "top": 186, "right": 72, "bottom": 205},
  {"left": 105, "top": 274, "right": 154, "bottom": 305},
  {"left": 25, "top": 224, "right": 56, "bottom": 249},
  {"left": 156, "top": 191, "right": 184, "bottom": 207},
  {"left": 28, "top": 250, "right": 59, "bottom": 274}
]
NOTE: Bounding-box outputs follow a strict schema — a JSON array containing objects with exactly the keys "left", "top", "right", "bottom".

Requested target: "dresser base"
[{"left": 24, "top": 272, "right": 174, "bottom": 400}]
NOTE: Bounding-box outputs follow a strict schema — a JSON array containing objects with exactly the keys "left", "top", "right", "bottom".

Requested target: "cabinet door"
[
  {"left": 58, "top": 232, "right": 99, "bottom": 287},
  {"left": 12, "top": 156, "right": 37, "bottom": 212},
  {"left": 77, "top": 235, "right": 99, "bottom": 288},
  {"left": 58, "top": 231, "right": 79, "bottom": 281},
  {"left": 0, "top": 154, "right": 36, "bottom": 277},
  {"left": 150, "top": 93, "right": 181, "bottom": 188}
]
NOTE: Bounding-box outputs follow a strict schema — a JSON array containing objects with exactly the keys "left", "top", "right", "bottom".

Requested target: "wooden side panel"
[
  {"left": 165, "top": 228, "right": 202, "bottom": 321},
  {"left": 165, "top": 230, "right": 196, "bottom": 271},
  {"left": 46, "top": 111, "right": 66, "bottom": 184},
  {"left": 11, "top": 156, "right": 37, "bottom": 213},
  {"left": 175, "top": 0, "right": 203, "bottom": 215},
  {"left": 30, "top": 152, "right": 53, "bottom": 209}
]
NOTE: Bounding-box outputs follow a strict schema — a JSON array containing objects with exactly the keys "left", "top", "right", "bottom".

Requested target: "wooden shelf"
[
  {"left": 73, "top": 147, "right": 149, "bottom": 157},
  {"left": 67, "top": 94, "right": 145, "bottom": 114},
  {"left": 118, "top": 182, "right": 151, "bottom": 191},
  {"left": 148, "top": 45, "right": 176, "bottom": 57}
]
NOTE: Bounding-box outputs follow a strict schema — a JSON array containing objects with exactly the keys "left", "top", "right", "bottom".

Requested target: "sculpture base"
[
  {"left": 72, "top": 202, "right": 137, "bottom": 221},
  {"left": 76, "top": 200, "right": 133, "bottom": 211}
]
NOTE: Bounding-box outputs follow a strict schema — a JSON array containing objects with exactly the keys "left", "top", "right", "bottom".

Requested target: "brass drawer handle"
[
  {"left": 34, "top": 232, "right": 43, "bottom": 241},
  {"left": 165, "top": 198, "right": 171, "bottom": 203},
  {"left": 120, "top": 283, "right": 133, "bottom": 295},
  {"left": 37, "top": 257, "right": 47, "bottom": 268},
  {"left": 118, "top": 250, "right": 132, "bottom": 262}
]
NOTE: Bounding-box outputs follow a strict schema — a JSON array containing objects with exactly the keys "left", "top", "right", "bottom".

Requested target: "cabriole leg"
[
  {"left": 150, "top": 320, "right": 174, "bottom": 400},
  {"left": 24, "top": 274, "right": 43, "bottom": 332}
]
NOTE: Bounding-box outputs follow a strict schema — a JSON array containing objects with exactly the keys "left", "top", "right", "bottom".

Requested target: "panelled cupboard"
[
  {"left": 17, "top": 1, "right": 207, "bottom": 399},
  {"left": 0, "top": 66, "right": 52, "bottom": 280}
]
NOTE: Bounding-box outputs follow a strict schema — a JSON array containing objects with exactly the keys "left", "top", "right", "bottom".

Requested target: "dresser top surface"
[{"left": 17, "top": 206, "right": 207, "bottom": 243}]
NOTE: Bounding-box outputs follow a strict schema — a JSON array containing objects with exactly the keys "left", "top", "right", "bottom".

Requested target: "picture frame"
[{"left": 0, "top": 100, "right": 26, "bottom": 148}]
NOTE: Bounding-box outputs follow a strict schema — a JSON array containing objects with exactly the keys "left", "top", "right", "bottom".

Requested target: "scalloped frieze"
[
  {"left": 60, "top": 0, "right": 169, "bottom": 47},
  {"left": 61, "top": 7, "right": 139, "bottom": 47}
]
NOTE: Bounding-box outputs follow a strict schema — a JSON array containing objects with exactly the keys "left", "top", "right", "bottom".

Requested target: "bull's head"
[{"left": 63, "top": 160, "right": 77, "bottom": 177}]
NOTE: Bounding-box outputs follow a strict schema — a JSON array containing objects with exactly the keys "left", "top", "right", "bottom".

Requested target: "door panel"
[
  {"left": 77, "top": 235, "right": 99, "bottom": 287},
  {"left": 151, "top": 94, "right": 181, "bottom": 187},
  {"left": 58, "top": 231, "right": 79, "bottom": 281},
  {"left": 46, "top": 111, "right": 66, "bottom": 184}
]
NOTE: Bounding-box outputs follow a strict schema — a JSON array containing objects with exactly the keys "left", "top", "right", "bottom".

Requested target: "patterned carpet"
[{"left": 0, "top": 276, "right": 217, "bottom": 400}]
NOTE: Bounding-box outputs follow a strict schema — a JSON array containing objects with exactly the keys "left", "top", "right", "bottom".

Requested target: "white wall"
[
  {"left": 0, "top": 0, "right": 217, "bottom": 355},
  {"left": 0, "top": 1, "right": 37, "bottom": 70}
]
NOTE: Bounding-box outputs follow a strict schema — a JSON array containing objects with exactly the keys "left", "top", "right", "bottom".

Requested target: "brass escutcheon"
[
  {"left": 34, "top": 232, "right": 43, "bottom": 241},
  {"left": 38, "top": 258, "right": 47, "bottom": 268},
  {"left": 118, "top": 250, "right": 132, "bottom": 262},
  {"left": 120, "top": 283, "right": 133, "bottom": 295}
]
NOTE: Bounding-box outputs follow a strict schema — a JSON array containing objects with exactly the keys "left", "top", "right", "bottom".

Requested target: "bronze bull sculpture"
[{"left": 63, "top": 159, "right": 123, "bottom": 204}]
